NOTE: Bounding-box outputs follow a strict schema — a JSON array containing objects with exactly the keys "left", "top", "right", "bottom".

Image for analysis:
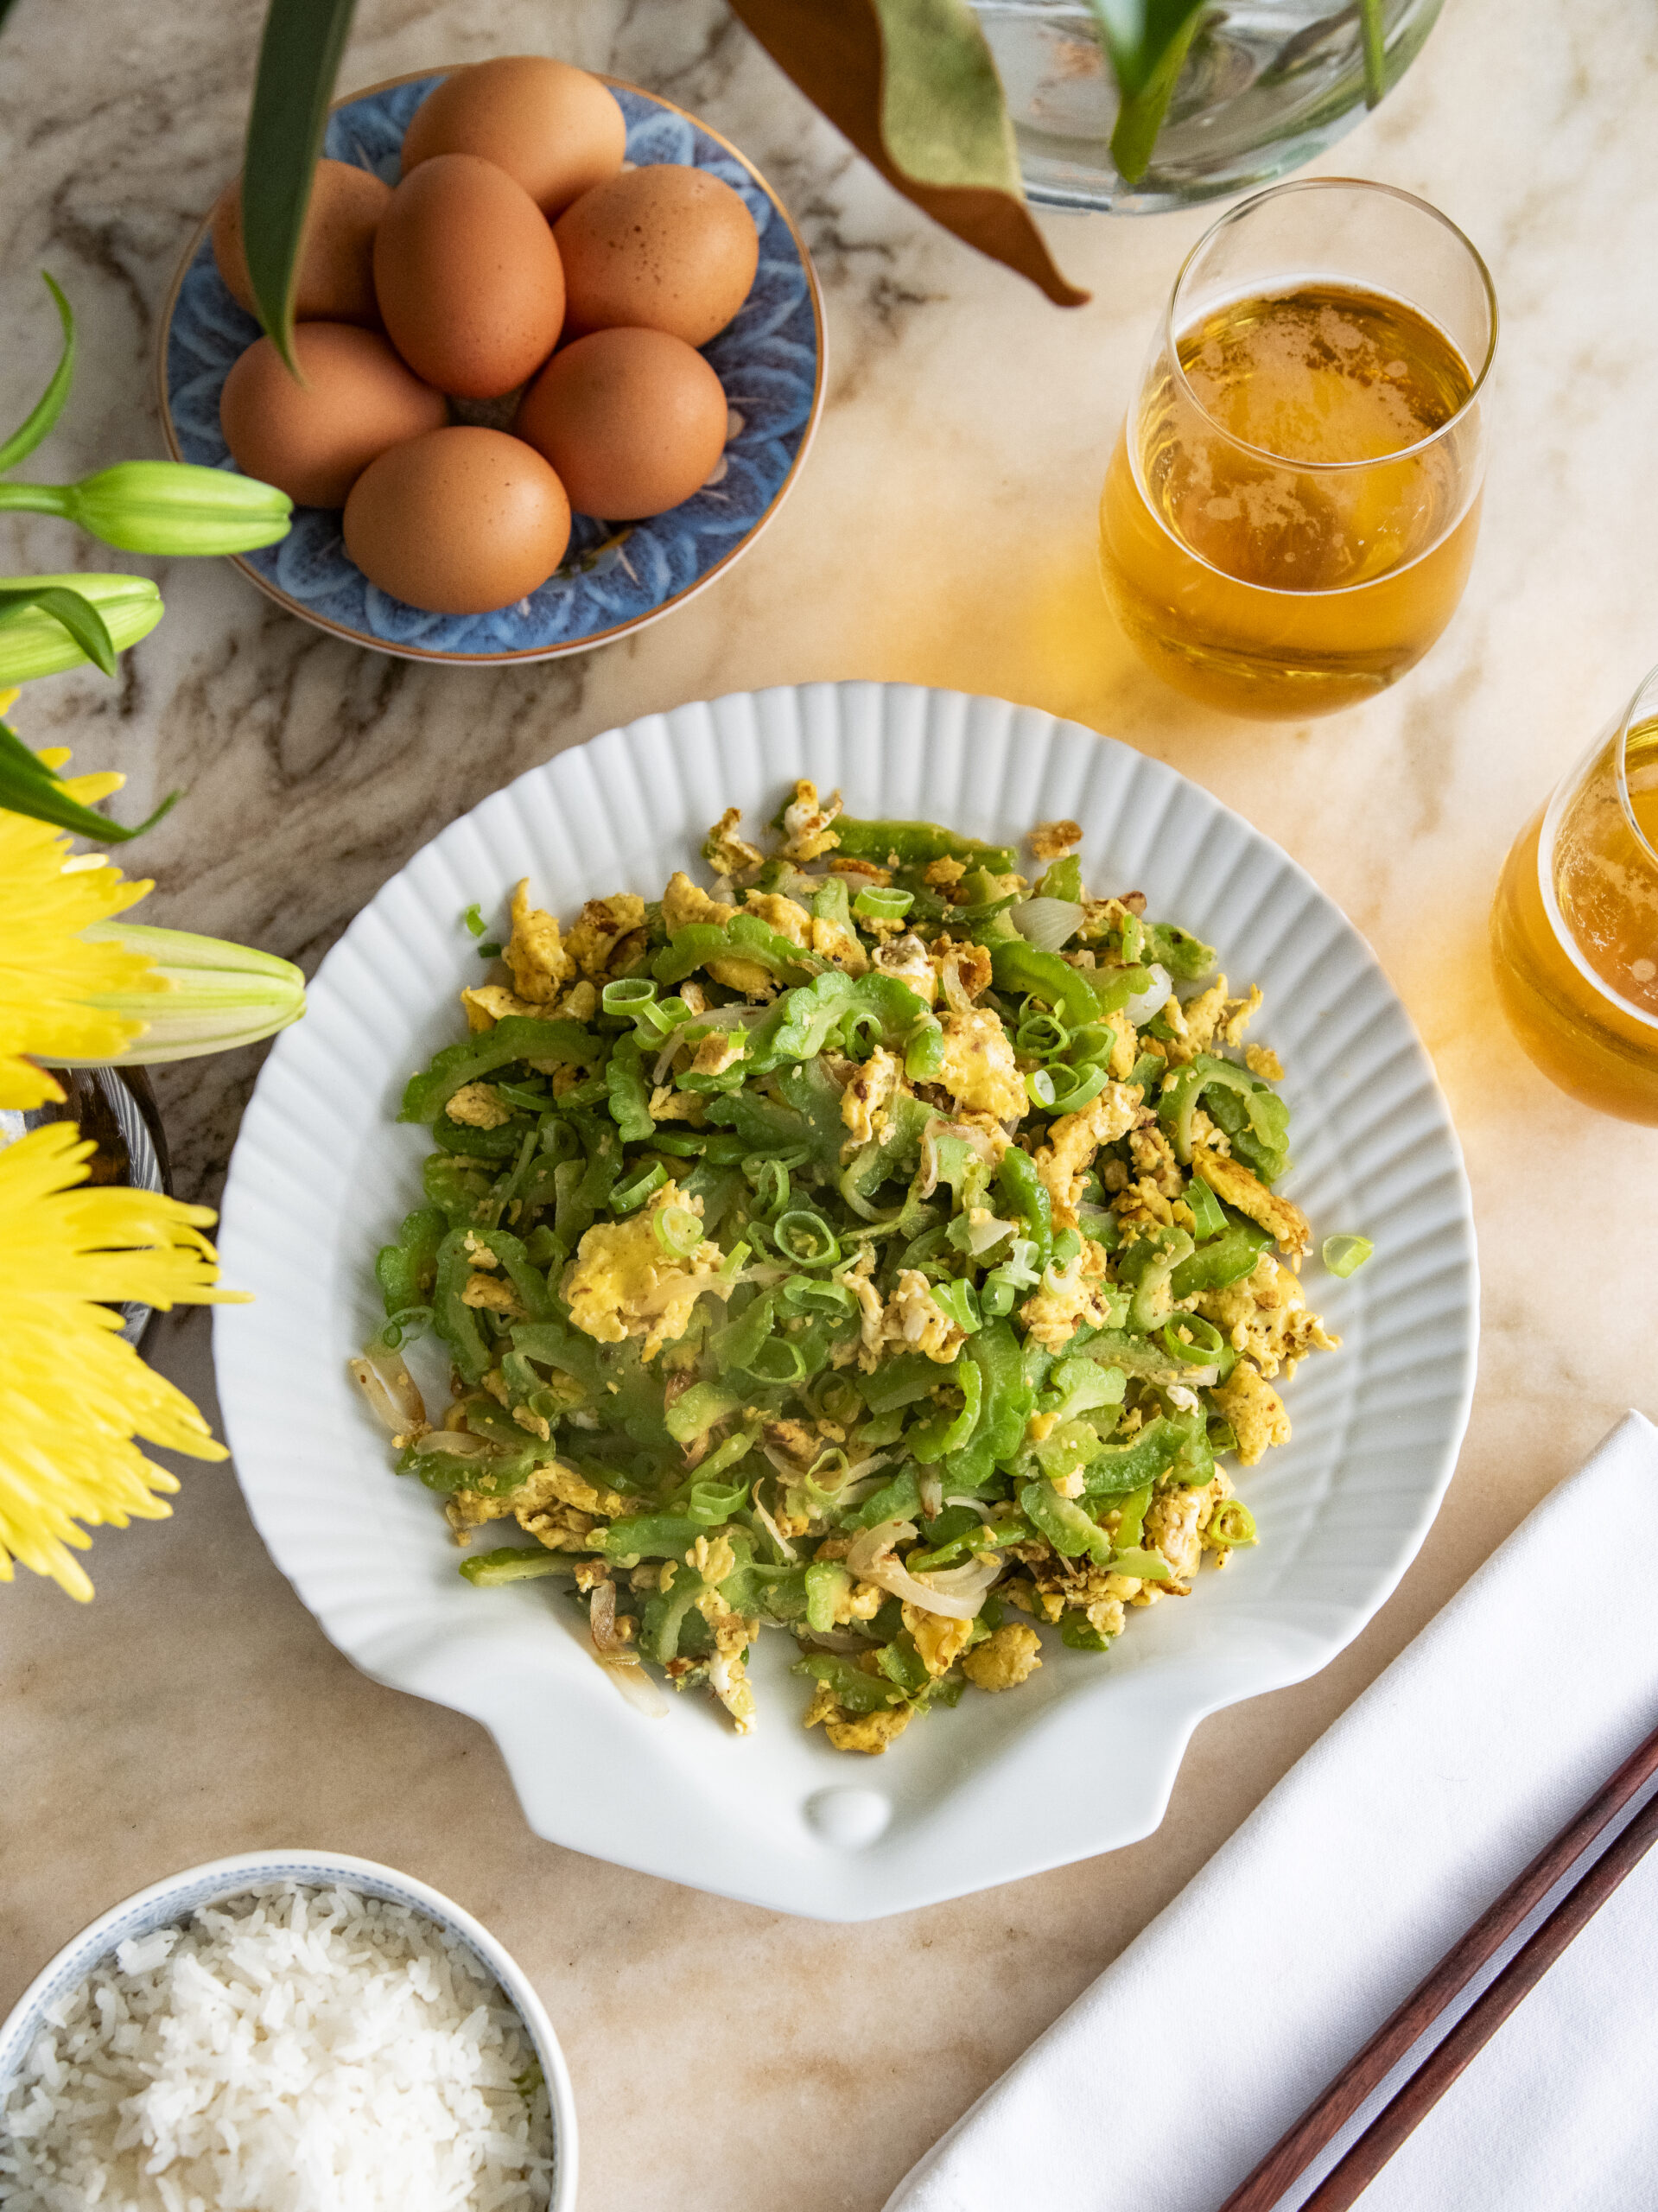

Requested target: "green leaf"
[
  {"left": 0, "top": 583, "right": 114, "bottom": 676},
  {"left": 0, "top": 720, "right": 176, "bottom": 844},
  {"left": 241, "top": 0, "right": 359, "bottom": 374},
  {"left": 0, "top": 572, "right": 161, "bottom": 683},
  {"left": 726, "top": 0, "right": 1088, "bottom": 307},
  {"left": 0, "top": 274, "right": 76, "bottom": 476}
]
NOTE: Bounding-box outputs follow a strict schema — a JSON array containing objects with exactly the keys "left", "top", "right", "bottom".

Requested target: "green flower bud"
[
  {"left": 71, "top": 923, "right": 306, "bottom": 1061},
  {"left": 0, "top": 573, "right": 162, "bottom": 682},
  {"left": 57, "top": 461, "right": 292, "bottom": 556}
]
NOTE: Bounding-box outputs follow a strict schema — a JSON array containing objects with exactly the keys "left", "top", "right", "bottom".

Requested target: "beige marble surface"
[{"left": 3, "top": 1, "right": 1657, "bottom": 2205}]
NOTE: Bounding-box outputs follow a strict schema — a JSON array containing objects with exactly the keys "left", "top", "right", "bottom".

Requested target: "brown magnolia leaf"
[{"left": 727, "top": 0, "right": 1089, "bottom": 308}]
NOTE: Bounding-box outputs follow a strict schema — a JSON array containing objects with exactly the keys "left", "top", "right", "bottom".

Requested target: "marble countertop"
[{"left": 3, "top": 2, "right": 1655, "bottom": 2206}]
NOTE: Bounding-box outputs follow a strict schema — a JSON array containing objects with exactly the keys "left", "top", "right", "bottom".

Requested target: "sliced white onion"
[
  {"left": 917, "top": 1553, "right": 1005, "bottom": 1601},
  {"left": 943, "top": 1496, "right": 995, "bottom": 1521},
  {"left": 588, "top": 1578, "right": 633, "bottom": 1656},
  {"left": 752, "top": 1490, "right": 798, "bottom": 1562},
  {"left": 844, "top": 1516, "right": 995, "bottom": 1618},
  {"left": 918, "top": 1471, "right": 943, "bottom": 1520},
  {"left": 363, "top": 1345, "right": 426, "bottom": 1429},
  {"left": 1123, "top": 962, "right": 1173, "bottom": 1026},
  {"left": 348, "top": 1357, "right": 406, "bottom": 1434},
  {"left": 592, "top": 1649, "right": 667, "bottom": 1718},
  {"left": 795, "top": 1628, "right": 873, "bottom": 1655},
  {"left": 411, "top": 1428, "right": 490, "bottom": 1459},
  {"left": 1009, "top": 896, "right": 1084, "bottom": 951},
  {"left": 939, "top": 951, "right": 975, "bottom": 1017},
  {"left": 845, "top": 1517, "right": 918, "bottom": 1576},
  {"left": 967, "top": 1211, "right": 1016, "bottom": 1258}
]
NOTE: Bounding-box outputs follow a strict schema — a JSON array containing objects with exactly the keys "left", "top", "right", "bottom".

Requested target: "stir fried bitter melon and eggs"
[{"left": 354, "top": 786, "right": 1338, "bottom": 1754}]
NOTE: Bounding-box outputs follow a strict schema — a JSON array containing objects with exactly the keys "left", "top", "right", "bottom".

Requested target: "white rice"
[{"left": 0, "top": 1882, "right": 554, "bottom": 2212}]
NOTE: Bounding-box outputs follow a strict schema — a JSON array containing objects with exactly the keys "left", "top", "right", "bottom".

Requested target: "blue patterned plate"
[{"left": 157, "top": 73, "right": 825, "bottom": 664}]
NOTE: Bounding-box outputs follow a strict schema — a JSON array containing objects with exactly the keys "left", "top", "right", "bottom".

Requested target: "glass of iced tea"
[
  {"left": 1098, "top": 178, "right": 1497, "bottom": 719},
  {"left": 1490, "top": 666, "right": 1658, "bottom": 1123}
]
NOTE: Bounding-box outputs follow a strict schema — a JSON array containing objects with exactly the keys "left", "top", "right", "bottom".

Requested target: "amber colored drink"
[
  {"left": 1100, "top": 283, "right": 1483, "bottom": 718},
  {"left": 1490, "top": 715, "right": 1658, "bottom": 1122}
]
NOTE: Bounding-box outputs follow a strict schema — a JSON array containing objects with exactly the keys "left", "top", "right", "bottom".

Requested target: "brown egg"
[
  {"left": 343, "top": 426, "right": 570, "bottom": 613},
  {"left": 219, "top": 324, "right": 448, "bottom": 508},
  {"left": 373, "top": 154, "right": 564, "bottom": 400},
  {"left": 515, "top": 327, "right": 727, "bottom": 519},
  {"left": 555, "top": 165, "right": 759, "bottom": 347},
  {"left": 401, "top": 56, "right": 626, "bottom": 218},
  {"left": 212, "top": 159, "right": 391, "bottom": 325}
]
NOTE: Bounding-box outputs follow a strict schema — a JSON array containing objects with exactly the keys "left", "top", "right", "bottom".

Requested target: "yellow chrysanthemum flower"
[
  {"left": 0, "top": 734, "right": 168, "bottom": 1109},
  {"left": 0, "top": 1119, "right": 248, "bottom": 1600}
]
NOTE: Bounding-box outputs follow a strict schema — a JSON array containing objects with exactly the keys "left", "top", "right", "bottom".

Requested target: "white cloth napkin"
[{"left": 886, "top": 1412, "right": 1658, "bottom": 2212}]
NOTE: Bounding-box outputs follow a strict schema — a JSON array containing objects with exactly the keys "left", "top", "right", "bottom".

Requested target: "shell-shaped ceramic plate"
[
  {"left": 213, "top": 684, "right": 1477, "bottom": 1920},
  {"left": 158, "top": 74, "right": 824, "bottom": 664}
]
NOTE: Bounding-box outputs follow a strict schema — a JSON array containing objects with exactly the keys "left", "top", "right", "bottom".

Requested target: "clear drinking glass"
[
  {"left": 1490, "top": 666, "right": 1658, "bottom": 1123},
  {"left": 1097, "top": 178, "right": 1497, "bottom": 720}
]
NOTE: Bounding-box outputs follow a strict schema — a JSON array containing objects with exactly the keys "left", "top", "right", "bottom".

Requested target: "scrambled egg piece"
[
  {"left": 842, "top": 1046, "right": 902, "bottom": 1147},
  {"left": 1029, "top": 818, "right": 1082, "bottom": 861},
  {"left": 962, "top": 1623, "right": 1043, "bottom": 1692},
  {"left": 1191, "top": 1146, "right": 1311, "bottom": 1256},
  {"left": 1019, "top": 1236, "right": 1117, "bottom": 1351},
  {"left": 503, "top": 880, "right": 575, "bottom": 1003},
  {"left": 565, "top": 893, "right": 647, "bottom": 979},
  {"left": 1194, "top": 1252, "right": 1340, "bottom": 1378},
  {"left": 461, "top": 983, "right": 538, "bottom": 1033},
  {"left": 445, "top": 1080, "right": 512, "bottom": 1129},
  {"left": 780, "top": 778, "right": 842, "bottom": 862},
  {"left": 461, "top": 1273, "right": 523, "bottom": 1314},
  {"left": 562, "top": 1181, "right": 726, "bottom": 1360},
  {"left": 812, "top": 911, "right": 868, "bottom": 975},
  {"left": 650, "top": 1084, "right": 706, "bottom": 1124},
  {"left": 801, "top": 1678, "right": 912, "bottom": 1754},
  {"left": 901, "top": 1602, "right": 974, "bottom": 1677},
  {"left": 705, "top": 805, "right": 764, "bottom": 879},
  {"left": 937, "top": 1009, "right": 1026, "bottom": 1122},
  {"left": 1128, "top": 1122, "right": 1185, "bottom": 1197},
  {"left": 445, "top": 1459, "right": 627, "bottom": 1542},
  {"left": 1246, "top": 1042, "right": 1285, "bottom": 1082},
  {"left": 1143, "top": 1471, "right": 1232, "bottom": 1585},
  {"left": 872, "top": 932, "right": 938, "bottom": 1006},
  {"left": 1166, "top": 978, "right": 1264, "bottom": 1063},
  {"left": 924, "top": 855, "right": 966, "bottom": 890},
  {"left": 741, "top": 889, "right": 811, "bottom": 945},
  {"left": 1033, "top": 1082, "right": 1142, "bottom": 1227},
  {"left": 889, "top": 1268, "right": 969, "bottom": 1364},
  {"left": 1213, "top": 1358, "right": 1292, "bottom": 1465}
]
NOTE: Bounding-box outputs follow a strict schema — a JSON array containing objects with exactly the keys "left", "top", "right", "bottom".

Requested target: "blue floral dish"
[{"left": 159, "top": 73, "right": 824, "bottom": 664}]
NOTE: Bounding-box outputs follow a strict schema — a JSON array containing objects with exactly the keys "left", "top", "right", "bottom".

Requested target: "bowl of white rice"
[{"left": 0, "top": 1848, "right": 576, "bottom": 2212}]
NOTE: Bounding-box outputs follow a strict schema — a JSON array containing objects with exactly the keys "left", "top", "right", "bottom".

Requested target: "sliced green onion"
[
  {"left": 477, "top": 941, "right": 503, "bottom": 959},
  {"left": 650, "top": 1130, "right": 704, "bottom": 1157},
  {"left": 743, "top": 1337, "right": 810, "bottom": 1384},
  {"left": 1163, "top": 1314, "right": 1224, "bottom": 1366},
  {"left": 687, "top": 1475, "right": 750, "bottom": 1524},
  {"left": 1208, "top": 1499, "right": 1258, "bottom": 1548},
  {"left": 1051, "top": 1228, "right": 1082, "bottom": 1270},
  {"left": 745, "top": 1157, "right": 791, "bottom": 1219},
  {"left": 602, "top": 976, "right": 657, "bottom": 1012},
  {"left": 931, "top": 1279, "right": 981, "bottom": 1335},
  {"left": 1015, "top": 1008, "right": 1070, "bottom": 1058},
  {"left": 1047, "top": 1065, "right": 1109, "bottom": 1115},
  {"left": 1322, "top": 1234, "right": 1375, "bottom": 1278},
  {"left": 840, "top": 1009, "right": 884, "bottom": 1056},
  {"left": 1026, "top": 1068, "right": 1058, "bottom": 1110},
  {"left": 611, "top": 1162, "right": 668, "bottom": 1215},
  {"left": 774, "top": 1210, "right": 840, "bottom": 1268},
  {"left": 373, "top": 1304, "right": 432, "bottom": 1352},
  {"left": 698, "top": 1427, "right": 757, "bottom": 1481},
  {"left": 852, "top": 887, "right": 913, "bottom": 921},
  {"left": 461, "top": 903, "right": 486, "bottom": 938},
  {"left": 980, "top": 1274, "right": 1017, "bottom": 1318},
  {"left": 654, "top": 1203, "right": 704, "bottom": 1258},
  {"left": 1066, "top": 1021, "right": 1116, "bottom": 1067}
]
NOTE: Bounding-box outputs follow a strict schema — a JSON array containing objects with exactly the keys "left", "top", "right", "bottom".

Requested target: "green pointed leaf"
[
  {"left": 0, "top": 720, "right": 177, "bottom": 844},
  {"left": 0, "top": 273, "right": 76, "bottom": 476},
  {"left": 0, "top": 582, "right": 116, "bottom": 676},
  {"left": 242, "top": 0, "right": 358, "bottom": 374},
  {"left": 1083, "top": 0, "right": 1209, "bottom": 184},
  {"left": 872, "top": 0, "right": 1020, "bottom": 191}
]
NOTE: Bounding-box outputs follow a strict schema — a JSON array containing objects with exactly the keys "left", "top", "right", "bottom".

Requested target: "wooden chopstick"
[
  {"left": 1300, "top": 1777, "right": 1658, "bottom": 2210},
  {"left": 1217, "top": 1714, "right": 1658, "bottom": 2212}
]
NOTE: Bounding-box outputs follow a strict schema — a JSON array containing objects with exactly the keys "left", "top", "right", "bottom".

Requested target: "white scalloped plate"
[{"left": 213, "top": 684, "right": 1477, "bottom": 1921}]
